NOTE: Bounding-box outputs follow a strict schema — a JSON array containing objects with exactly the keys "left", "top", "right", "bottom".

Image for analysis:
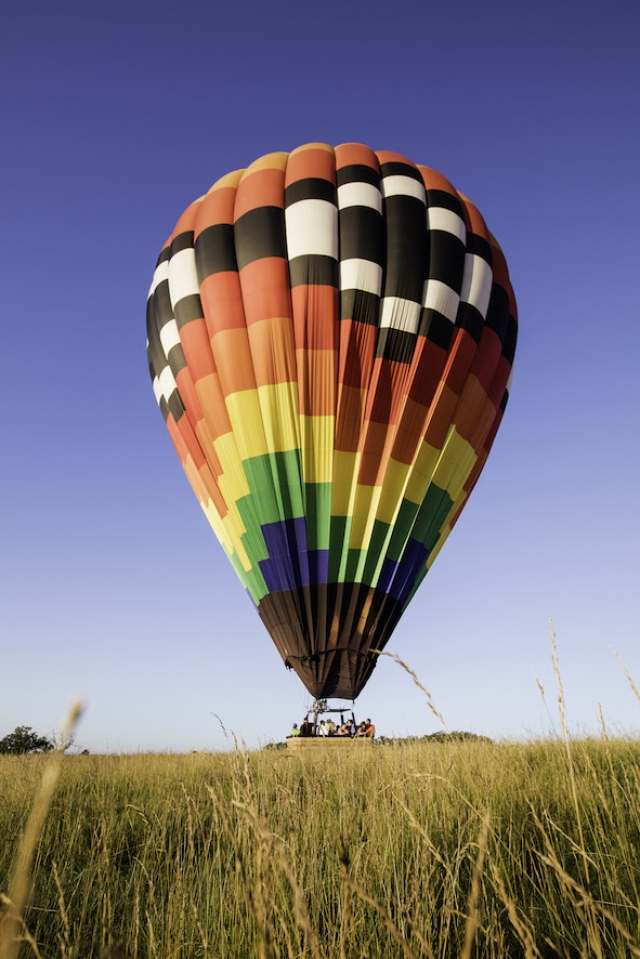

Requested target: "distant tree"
[{"left": 0, "top": 725, "right": 54, "bottom": 754}]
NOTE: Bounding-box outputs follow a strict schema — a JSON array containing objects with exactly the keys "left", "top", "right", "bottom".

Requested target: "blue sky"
[{"left": 2, "top": 0, "right": 639, "bottom": 752}]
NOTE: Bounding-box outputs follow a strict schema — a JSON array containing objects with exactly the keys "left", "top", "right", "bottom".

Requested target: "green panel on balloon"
[
  {"left": 242, "top": 451, "right": 305, "bottom": 525},
  {"left": 303, "top": 482, "right": 332, "bottom": 551}
]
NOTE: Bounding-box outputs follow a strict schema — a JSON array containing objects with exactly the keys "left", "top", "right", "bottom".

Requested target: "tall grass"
[{"left": 1, "top": 733, "right": 640, "bottom": 958}]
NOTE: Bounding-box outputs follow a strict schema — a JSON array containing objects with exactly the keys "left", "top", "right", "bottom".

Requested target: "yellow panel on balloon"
[
  {"left": 300, "top": 415, "right": 334, "bottom": 484},
  {"left": 225, "top": 390, "right": 268, "bottom": 460},
  {"left": 213, "top": 432, "right": 252, "bottom": 504},
  {"left": 404, "top": 441, "right": 441, "bottom": 505},
  {"left": 433, "top": 429, "right": 477, "bottom": 499},
  {"left": 196, "top": 465, "right": 251, "bottom": 569},
  {"left": 376, "top": 457, "right": 411, "bottom": 525},
  {"left": 350, "top": 484, "right": 383, "bottom": 550},
  {"left": 257, "top": 381, "right": 301, "bottom": 453},
  {"left": 332, "top": 449, "right": 360, "bottom": 515},
  {"left": 202, "top": 500, "right": 231, "bottom": 551},
  {"left": 220, "top": 512, "right": 253, "bottom": 571}
]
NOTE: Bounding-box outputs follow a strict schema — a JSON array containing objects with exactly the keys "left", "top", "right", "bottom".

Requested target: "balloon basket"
[{"left": 286, "top": 736, "right": 373, "bottom": 751}]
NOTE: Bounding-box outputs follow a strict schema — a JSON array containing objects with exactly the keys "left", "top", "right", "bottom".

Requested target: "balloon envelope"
[{"left": 146, "top": 143, "right": 517, "bottom": 700}]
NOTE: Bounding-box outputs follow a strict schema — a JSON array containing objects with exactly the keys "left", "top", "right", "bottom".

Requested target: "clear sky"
[{"left": 2, "top": 0, "right": 639, "bottom": 752}]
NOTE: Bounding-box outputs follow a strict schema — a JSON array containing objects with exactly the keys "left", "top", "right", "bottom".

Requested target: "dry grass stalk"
[
  {"left": 534, "top": 675, "right": 558, "bottom": 733},
  {"left": 341, "top": 873, "right": 423, "bottom": 959},
  {"left": 375, "top": 650, "right": 446, "bottom": 726},
  {"left": 0, "top": 898, "right": 43, "bottom": 959},
  {"left": 459, "top": 818, "right": 489, "bottom": 959},
  {"left": 207, "top": 750, "right": 286, "bottom": 959},
  {"left": 190, "top": 899, "right": 209, "bottom": 958},
  {"left": 338, "top": 833, "right": 352, "bottom": 959},
  {"left": 549, "top": 624, "right": 568, "bottom": 739},
  {"left": 530, "top": 805, "right": 640, "bottom": 958},
  {"left": 536, "top": 846, "right": 640, "bottom": 957},
  {"left": 52, "top": 862, "right": 69, "bottom": 959},
  {"left": 489, "top": 861, "right": 543, "bottom": 959},
  {"left": 549, "top": 622, "right": 589, "bottom": 884},
  {"left": 613, "top": 649, "right": 640, "bottom": 705},
  {"left": 269, "top": 833, "right": 319, "bottom": 958},
  {"left": 598, "top": 703, "right": 608, "bottom": 740},
  {"left": 0, "top": 700, "right": 83, "bottom": 959}
]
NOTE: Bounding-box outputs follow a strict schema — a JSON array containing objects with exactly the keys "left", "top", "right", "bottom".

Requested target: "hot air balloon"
[{"left": 146, "top": 143, "right": 517, "bottom": 702}]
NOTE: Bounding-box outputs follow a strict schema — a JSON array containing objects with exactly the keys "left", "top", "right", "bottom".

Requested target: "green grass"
[{"left": 2, "top": 735, "right": 640, "bottom": 958}]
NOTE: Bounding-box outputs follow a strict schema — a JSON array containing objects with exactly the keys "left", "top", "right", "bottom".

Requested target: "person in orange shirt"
[{"left": 363, "top": 719, "right": 375, "bottom": 738}]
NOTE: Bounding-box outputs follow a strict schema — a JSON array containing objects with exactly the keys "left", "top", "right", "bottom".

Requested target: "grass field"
[{"left": 1, "top": 729, "right": 640, "bottom": 959}]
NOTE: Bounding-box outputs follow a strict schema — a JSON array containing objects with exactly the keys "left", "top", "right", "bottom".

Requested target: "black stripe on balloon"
[
  {"left": 285, "top": 178, "right": 337, "bottom": 207},
  {"left": 167, "top": 388, "right": 185, "bottom": 424},
  {"left": 166, "top": 341, "right": 187, "bottom": 375},
  {"left": 426, "top": 190, "right": 464, "bottom": 216},
  {"left": 339, "top": 206, "right": 384, "bottom": 264},
  {"left": 195, "top": 224, "right": 237, "bottom": 280},
  {"left": 466, "top": 233, "right": 493, "bottom": 265},
  {"left": 156, "top": 246, "right": 171, "bottom": 268},
  {"left": 234, "top": 207, "right": 287, "bottom": 270},
  {"left": 500, "top": 388, "right": 510, "bottom": 413},
  {"left": 170, "top": 231, "right": 194, "bottom": 257},
  {"left": 151, "top": 358, "right": 184, "bottom": 422},
  {"left": 502, "top": 316, "right": 517, "bottom": 364},
  {"left": 336, "top": 164, "right": 380, "bottom": 188},
  {"left": 379, "top": 161, "right": 423, "bottom": 182},
  {"left": 158, "top": 395, "right": 170, "bottom": 423},
  {"left": 174, "top": 293, "right": 203, "bottom": 329},
  {"left": 376, "top": 327, "right": 417, "bottom": 364},
  {"left": 289, "top": 255, "right": 338, "bottom": 288},
  {"left": 340, "top": 288, "right": 380, "bottom": 326},
  {"left": 382, "top": 195, "right": 427, "bottom": 304},
  {"left": 418, "top": 308, "right": 455, "bottom": 350},
  {"left": 484, "top": 284, "right": 510, "bottom": 343},
  {"left": 455, "top": 302, "right": 484, "bottom": 343},
  {"left": 427, "top": 230, "right": 465, "bottom": 290},
  {"left": 145, "top": 299, "right": 166, "bottom": 380},
  {"left": 149, "top": 287, "right": 188, "bottom": 378},
  {"left": 152, "top": 281, "right": 174, "bottom": 332}
]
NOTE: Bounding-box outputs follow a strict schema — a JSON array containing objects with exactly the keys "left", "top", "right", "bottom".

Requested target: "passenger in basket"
[{"left": 300, "top": 716, "right": 314, "bottom": 737}]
